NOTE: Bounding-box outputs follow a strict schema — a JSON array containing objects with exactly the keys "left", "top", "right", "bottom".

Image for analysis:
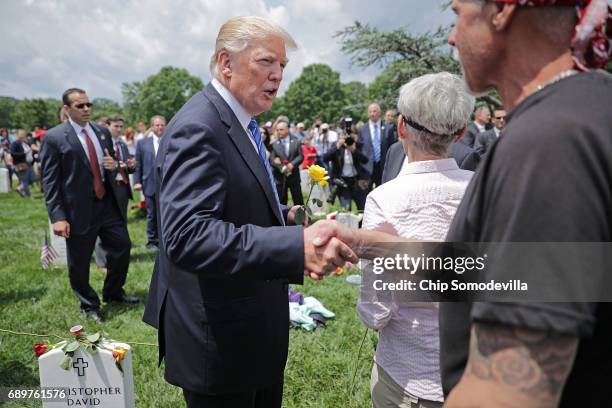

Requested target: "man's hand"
[
  {"left": 52, "top": 220, "right": 70, "bottom": 238},
  {"left": 303, "top": 220, "right": 358, "bottom": 280},
  {"left": 337, "top": 137, "right": 346, "bottom": 149},
  {"left": 126, "top": 158, "right": 136, "bottom": 169},
  {"left": 287, "top": 205, "right": 308, "bottom": 226},
  {"left": 133, "top": 183, "right": 142, "bottom": 191},
  {"left": 103, "top": 148, "right": 117, "bottom": 171}
]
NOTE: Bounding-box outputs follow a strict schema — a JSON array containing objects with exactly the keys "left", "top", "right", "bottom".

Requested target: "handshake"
[{"left": 302, "top": 219, "right": 361, "bottom": 281}]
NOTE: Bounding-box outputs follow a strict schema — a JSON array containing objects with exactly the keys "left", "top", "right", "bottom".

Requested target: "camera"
[{"left": 341, "top": 117, "right": 353, "bottom": 135}]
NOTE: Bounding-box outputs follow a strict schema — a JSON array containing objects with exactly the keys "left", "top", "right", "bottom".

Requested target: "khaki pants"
[{"left": 370, "top": 363, "right": 443, "bottom": 408}]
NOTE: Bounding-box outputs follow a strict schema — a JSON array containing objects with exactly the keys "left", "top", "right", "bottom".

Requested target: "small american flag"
[{"left": 40, "top": 233, "right": 58, "bottom": 269}]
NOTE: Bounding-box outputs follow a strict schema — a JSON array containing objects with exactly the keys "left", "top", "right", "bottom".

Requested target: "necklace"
[{"left": 535, "top": 69, "right": 579, "bottom": 92}]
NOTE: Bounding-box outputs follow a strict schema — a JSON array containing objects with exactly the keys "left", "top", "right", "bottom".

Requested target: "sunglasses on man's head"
[{"left": 73, "top": 102, "right": 93, "bottom": 109}]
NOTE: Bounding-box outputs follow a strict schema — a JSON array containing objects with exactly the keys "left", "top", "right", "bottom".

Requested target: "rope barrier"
[{"left": 0, "top": 328, "right": 158, "bottom": 347}]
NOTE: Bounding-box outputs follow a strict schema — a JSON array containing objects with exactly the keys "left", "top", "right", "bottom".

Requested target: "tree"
[
  {"left": 91, "top": 98, "right": 123, "bottom": 121},
  {"left": 10, "top": 98, "right": 61, "bottom": 130},
  {"left": 122, "top": 66, "right": 203, "bottom": 125},
  {"left": 342, "top": 81, "right": 368, "bottom": 122},
  {"left": 336, "top": 22, "right": 460, "bottom": 111},
  {"left": 279, "top": 64, "right": 347, "bottom": 125},
  {"left": 0, "top": 97, "right": 19, "bottom": 129}
]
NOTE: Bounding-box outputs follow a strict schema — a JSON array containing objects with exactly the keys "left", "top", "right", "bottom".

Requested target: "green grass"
[{"left": 0, "top": 189, "right": 376, "bottom": 407}]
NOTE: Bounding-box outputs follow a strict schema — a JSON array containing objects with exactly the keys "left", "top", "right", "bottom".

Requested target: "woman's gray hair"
[
  {"left": 210, "top": 16, "right": 297, "bottom": 79},
  {"left": 397, "top": 72, "right": 475, "bottom": 157}
]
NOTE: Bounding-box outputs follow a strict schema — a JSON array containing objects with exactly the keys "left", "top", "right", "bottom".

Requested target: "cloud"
[{"left": 0, "top": 0, "right": 453, "bottom": 102}]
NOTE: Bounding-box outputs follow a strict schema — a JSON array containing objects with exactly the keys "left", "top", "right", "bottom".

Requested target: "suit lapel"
[
  {"left": 64, "top": 122, "right": 91, "bottom": 173},
  {"left": 273, "top": 141, "right": 287, "bottom": 161},
  {"left": 204, "top": 84, "right": 284, "bottom": 225},
  {"left": 227, "top": 122, "right": 284, "bottom": 225}
]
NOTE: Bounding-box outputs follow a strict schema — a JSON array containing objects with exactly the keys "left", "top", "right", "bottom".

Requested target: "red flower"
[
  {"left": 34, "top": 342, "right": 48, "bottom": 358},
  {"left": 283, "top": 160, "right": 289, "bottom": 165}
]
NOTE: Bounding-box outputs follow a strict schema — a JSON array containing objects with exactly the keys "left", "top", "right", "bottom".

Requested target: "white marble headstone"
[
  {"left": 39, "top": 340, "right": 135, "bottom": 408},
  {"left": 48, "top": 220, "right": 68, "bottom": 267},
  {"left": 307, "top": 184, "right": 329, "bottom": 217},
  {"left": 0, "top": 168, "right": 9, "bottom": 193}
]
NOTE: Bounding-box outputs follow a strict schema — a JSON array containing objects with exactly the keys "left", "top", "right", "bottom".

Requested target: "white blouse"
[{"left": 357, "top": 158, "right": 472, "bottom": 402}]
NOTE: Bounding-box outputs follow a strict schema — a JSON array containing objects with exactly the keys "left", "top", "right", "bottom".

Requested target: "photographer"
[
  {"left": 323, "top": 119, "right": 369, "bottom": 211},
  {"left": 313, "top": 123, "right": 337, "bottom": 172}
]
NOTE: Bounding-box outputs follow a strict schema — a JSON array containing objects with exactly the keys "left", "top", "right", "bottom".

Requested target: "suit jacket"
[
  {"left": 142, "top": 83, "right": 304, "bottom": 394},
  {"left": 474, "top": 129, "right": 499, "bottom": 156},
  {"left": 134, "top": 137, "right": 157, "bottom": 197},
  {"left": 459, "top": 122, "right": 484, "bottom": 148},
  {"left": 40, "top": 122, "right": 122, "bottom": 234},
  {"left": 382, "top": 141, "right": 480, "bottom": 184},
  {"left": 323, "top": 142, "right": 369, "bottom": 180},
  {"left": 269, "top": 135, "right": 303, "bottom": 182},
  {"left": 359, "top": 122, "right": 395, "bottom": 177}
]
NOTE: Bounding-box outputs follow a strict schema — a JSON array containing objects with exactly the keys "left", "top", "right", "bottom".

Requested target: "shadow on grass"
[
  {"left": 0, "top": 288, "right": 48, "bottom": 307},
  {"left": 102, "top": 288, "right": 149, "bottom": 320},
  {"left": 0, "top": 359, "right": 39, "bottom": 386},
  {"left": 129, "top": 251, "right": 158, "bottom": 263}
]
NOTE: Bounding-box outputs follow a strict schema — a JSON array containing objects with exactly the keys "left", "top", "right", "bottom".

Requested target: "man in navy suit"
[
  {"left": 142, "top": 16, "right": 357, "bottom": 408},
  {"left": 134, "top": 115, "right": 165, "bottom": 249},
  {"left": 269, "top": 120, "right": 304, "bottom": 205},
  {"left": 359, "top": 103, "right": 396, "bottom": 190},
  {"left": 40, "top": 88, "right": 138, "bottom": 322},
  {"left": 95, "top": 115, "right": 136, "bottom": 270}
]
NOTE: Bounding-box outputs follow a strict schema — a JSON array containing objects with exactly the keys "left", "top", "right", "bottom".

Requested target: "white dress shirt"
[
  {"left": 211, "top": 78, "right": 259, "bottom": 153},
  {"left": 357, "top": 158, "right": 473, "bottom": 403},
  {"left": 368, "top": 120, "right": 383, "bottom": 160},
  {"left": 69, "top": 118, "right": 105, "bottom": 180},
  {"left": 474, "top": 121, "right": 486, "bottom": 133},
  {"left": 341, "top": 148, "right": 357, "bottom": 177}
]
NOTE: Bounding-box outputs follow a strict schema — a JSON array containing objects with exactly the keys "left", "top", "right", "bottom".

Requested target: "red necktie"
[
  {"left": 82, "top": 128, "right": 105, "bottom": 199},
  {"left": 115, "top": 142, "right": 129, "bottom": 184}
]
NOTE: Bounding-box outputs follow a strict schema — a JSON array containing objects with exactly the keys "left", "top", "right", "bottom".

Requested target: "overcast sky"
[{"left": 0, "top": 0, "right": 453, "bottom": 102}]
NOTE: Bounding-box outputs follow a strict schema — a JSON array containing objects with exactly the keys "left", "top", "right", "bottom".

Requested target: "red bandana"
[{"left": 494, "top": 0, "right": 612, "bottom": 70}]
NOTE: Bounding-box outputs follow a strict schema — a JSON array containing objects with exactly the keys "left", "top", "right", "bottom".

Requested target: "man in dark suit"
[
  {"left": 269, "top": 120, "right": 304, "bottom": 205},
  {"left": 359, "top": 103, "right": 396, "bottom": 188},
  {"left": 474, "top": 108, "right": 505, "bottom": 156},
  {"left": 134, "top": 115, "right": 165, "bottom": 249},
  {"left": 382, "top": 140, "right": 480, "bottom": 184},
  {"left": 460, "top": 106, "right": 490, "bottom": 148},
  {"left": 40, "top": 88, "right": 138, "bottom": 322},
  {"left": 142, "top": 16, "right": 357, "bottom": 408},
  {"left": 95, "top": 115, "right": 136, "bottom": 270}
]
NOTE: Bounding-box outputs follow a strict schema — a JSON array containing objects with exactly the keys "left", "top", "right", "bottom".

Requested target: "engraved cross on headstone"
[{"left": 73, "top": 357, "right": 89, "bottom": 377}]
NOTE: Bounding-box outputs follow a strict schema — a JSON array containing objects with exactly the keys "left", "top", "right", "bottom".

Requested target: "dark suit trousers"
[
  {"left": 144, "top": 194, "right": 158, "bottom": 245},
  {"left": 371, "top": 160, "right": 383, "bottom": 189},
  {"left": 95, "top": 182, "right": 131, "bottom": 267},
  {"left": 183, "top": 382, "right": 283, "bottom": 408},
  {"left": 275, "top": 176, "right": 303, "bottom": 206},
  {"left": 65, "top": 193, "right": 131, "bottom": 311}
]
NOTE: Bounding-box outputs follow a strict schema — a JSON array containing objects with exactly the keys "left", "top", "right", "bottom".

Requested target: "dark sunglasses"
[
  {"left": 73, "top": 102, "right": 93, "bottom": 109},
  {"left": 494, "top": 116, "right": 506, "bottom": 120}
]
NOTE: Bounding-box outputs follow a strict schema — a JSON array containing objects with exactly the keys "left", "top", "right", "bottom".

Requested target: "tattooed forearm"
[{"left": 466, "top": 322, "right": 578, "bottom": 406}]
